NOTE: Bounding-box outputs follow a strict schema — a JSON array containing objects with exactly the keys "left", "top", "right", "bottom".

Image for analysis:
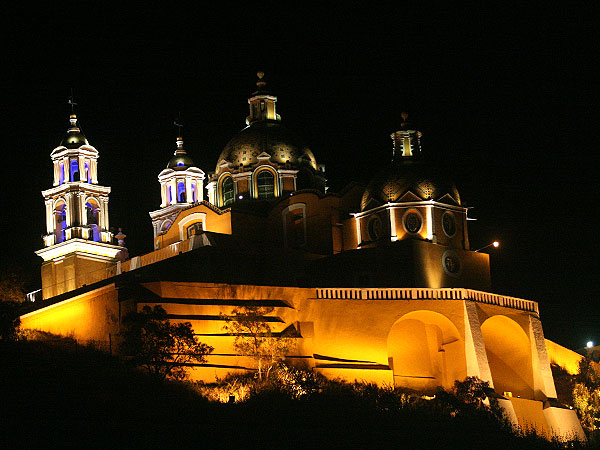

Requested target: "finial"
[
  {"left": 68, "top": 88, "right": 78, "bottom": 114},
  {"left": 401, "top": 112, "right": 409, "bottom": 121},
  {"left": 256, "top": 71, "right": 267, "bottom": 89},
  {"left": 115, "top": 228, "right": 126, "bottom": 247},
  {"left": 174, "top": 113, "right": 183, "bottom": 137}
]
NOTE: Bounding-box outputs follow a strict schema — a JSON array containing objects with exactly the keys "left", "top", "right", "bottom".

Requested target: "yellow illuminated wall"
[{"left": 20, "top": 281, "right": 585, "bottom": 440}]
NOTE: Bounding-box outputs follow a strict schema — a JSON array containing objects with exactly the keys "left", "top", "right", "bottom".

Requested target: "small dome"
[
  {"left": 361, "top": 161, "right": 461, "bottom": 211},
  {"left": 167, "top": 154, "right": 195, "bottom": 170},
  {"left": 60, "top": 115, "right": 89, "bottom": 148},
  {"left": 217, "top": 121, "right": 317, "bottom": 171},
  {"left": 166, "top": 137, "right": 195, "bottom": 170}
]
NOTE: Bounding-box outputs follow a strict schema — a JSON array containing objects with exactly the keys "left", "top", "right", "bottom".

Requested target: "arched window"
[
  {"left": 191, "top": 183, "right": 197, "bottom": 203},
  {"left": 177, "top": 181, "right": 186, "bottom": 203},
  {"left": 54, "top": 201, "right": 67, "bottom": 243},
  {"left": 59, "top": 163, "right": 65, "bottom": 185},
  {"left": 168, "top": 185, "right": 174, "bottom": 204},
  {"left": 221, "top": 177, "right": 234, "bottom": 206},
  {"left": 70, "top": 159, "right": 79, "bottom": 182},
  {"left": 256, "top": 170, "right": 275, "bottom": 199},
  {"left": 85, "top": 199, "right": 100, "bottom": 241}
]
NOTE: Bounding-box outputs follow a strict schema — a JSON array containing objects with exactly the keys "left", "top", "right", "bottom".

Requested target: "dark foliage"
[
  {"left": 0, "top": 302, "right": 21, "bottom": 341},
  {"left": 1, "top": 340, "right": 594, "bottom": 449},
  {"left": 119, "top": 305, "right": 213, "bottom": 381}
]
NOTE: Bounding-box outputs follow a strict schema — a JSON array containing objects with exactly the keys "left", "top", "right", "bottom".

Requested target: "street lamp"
[{"left": 474, "top": 241, "right": 500, "bottom": 252}]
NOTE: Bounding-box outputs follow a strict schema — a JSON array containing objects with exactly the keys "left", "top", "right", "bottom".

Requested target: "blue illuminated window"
[
  {"left": 177, "top": 181, "right": 186, "bottom": 203},
  {"left": 59, "top": 163, "right": 65, "bottom": 185},
  {"left": 70, "top": 159, "right": 79, "bottom": 181}
]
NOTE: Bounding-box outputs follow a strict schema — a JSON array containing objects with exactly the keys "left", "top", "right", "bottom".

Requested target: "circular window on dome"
[
  {"left": 403, "top": 210, "right": 423, "bottom": 234},
  {"left": 442, "top": 250, "right": 462, "bottom": 277},
  {"left": 367, "top": 216, "right": 383, "bottom": 241},
  {"left": 442, "top": 211, "right": 457, "bottom": 237}
]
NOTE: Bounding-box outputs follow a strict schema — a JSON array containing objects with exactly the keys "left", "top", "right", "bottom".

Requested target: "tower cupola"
[
  {"left": 150, "top": 134, "right": 205, "bottom": 246},
  {"left": 246, "top": 72, "right": 280, "bottom": 125},
  {"left": 390, "top": 112, "right": 423, "bottom": 160}
]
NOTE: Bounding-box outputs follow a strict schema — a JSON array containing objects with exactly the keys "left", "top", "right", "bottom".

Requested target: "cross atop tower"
[
  {"left": 174, "top": 113, "right": 183, "bottom": 137},
  {"left": 68, "top": 89, "right": 78, "bottom": 114}
]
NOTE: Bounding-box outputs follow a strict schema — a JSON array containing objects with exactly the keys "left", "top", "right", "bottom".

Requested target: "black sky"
[{"left": 1, "top": 3, "right": 597, "bottom": 349}]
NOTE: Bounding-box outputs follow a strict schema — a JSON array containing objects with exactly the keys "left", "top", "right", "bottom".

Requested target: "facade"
[{"left": 22, "top": 74, "right": 584, "bottom": 440}]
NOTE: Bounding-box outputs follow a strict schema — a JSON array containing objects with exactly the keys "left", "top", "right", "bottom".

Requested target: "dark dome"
[
  {"left": 217, "top": 121, "right": 317, "bottom": 171},
  {"left": 361, "top": 161, "right": 461, "bottom": 211},
  {"left": 167, "top": 154, "right": 196, "bottom": 170},
  {"left": 61, "top": 129, "right": 89, "bottom": 148}
]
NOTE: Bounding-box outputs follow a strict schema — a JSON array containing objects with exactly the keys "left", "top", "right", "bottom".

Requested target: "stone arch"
[
  {"left": 480, "top": 315, "right": 534, "bottom": 399},
  {"left": 387, "top": 310, "right": 465, "bottom": 392}
]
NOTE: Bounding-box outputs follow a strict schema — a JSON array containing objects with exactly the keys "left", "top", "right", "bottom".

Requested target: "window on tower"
[
  {"left": 59, "top": 163, "right": 65, "bottom": 185},
  {"left": 256, "top": 170, "right": 275, "bottom": 199},
  {"left": 85, "top": 199, "right": 100, "bottom": 242},
  {"left": 54, "top": 201, "right": 67, "bottom": 243},
  {"left": 177, "top": 181, "right": 186, "bottom": 203},
  {"left": 70, "top": 159, "right": 79, "bottom": 182}
]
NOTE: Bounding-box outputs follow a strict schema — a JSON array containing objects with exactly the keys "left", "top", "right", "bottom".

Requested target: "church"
[{"left": 20, "top": 73, "right": 585, "bottom": 440}]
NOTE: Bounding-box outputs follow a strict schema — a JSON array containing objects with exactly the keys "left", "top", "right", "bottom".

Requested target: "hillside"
[{"left": 0, "top": 340, "right": 589, "bottom": 449}]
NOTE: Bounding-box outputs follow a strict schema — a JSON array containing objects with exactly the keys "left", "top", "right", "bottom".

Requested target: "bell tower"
[
  {"left": 149, "top": 134, "right": 205, "bottom": 248},
  {"left": 36, "top": 113, "right": 124, "bottom": 299}
]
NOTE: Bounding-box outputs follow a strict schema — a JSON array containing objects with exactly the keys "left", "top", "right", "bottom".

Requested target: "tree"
[
  {"left": 0, "top": 271, "right": 26, "bottom": 303},
  {"left": 0, "top": 271, "right": 26, "bottom": 341},
  {"left": 573, "top": 357, "right": 600, "bottom": 433},
  {"left": 120, "top": 305, "right": 213, "bottom": 381},
  {"left": 222, "top": 305, "right": 295, "bottom": 380}
]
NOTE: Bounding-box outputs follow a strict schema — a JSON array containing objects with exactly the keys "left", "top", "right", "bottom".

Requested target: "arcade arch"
[
  {"left": 480, "top": 315, "right": 534, "bottom": 399},
  {"left": 387, "top": 310, "right": 465, "bottom": 392}
]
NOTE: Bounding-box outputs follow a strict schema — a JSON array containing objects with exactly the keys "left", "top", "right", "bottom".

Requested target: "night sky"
[{"left": 2, "top": 4, "right": 597, "bottom": 350}]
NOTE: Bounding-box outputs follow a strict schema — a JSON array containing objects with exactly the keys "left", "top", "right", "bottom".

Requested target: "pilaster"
[
  {"left": 462, "top": 301, "right": 493, "bottom": 385},
  {"left": 528, "top": 314, "right": 558, "bottom": 400}
]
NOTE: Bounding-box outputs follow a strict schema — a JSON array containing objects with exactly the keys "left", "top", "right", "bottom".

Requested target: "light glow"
[{"left": 587, "top": 341, "right": 594, "bottom": 348}]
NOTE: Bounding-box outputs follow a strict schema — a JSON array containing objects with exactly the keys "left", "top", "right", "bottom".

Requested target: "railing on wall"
[
  {"left": 33, "top": 237, "right": 211, "bottom": 300},
  {"left": 314, "top": 287, "right": 539, "bottom": 314}
]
